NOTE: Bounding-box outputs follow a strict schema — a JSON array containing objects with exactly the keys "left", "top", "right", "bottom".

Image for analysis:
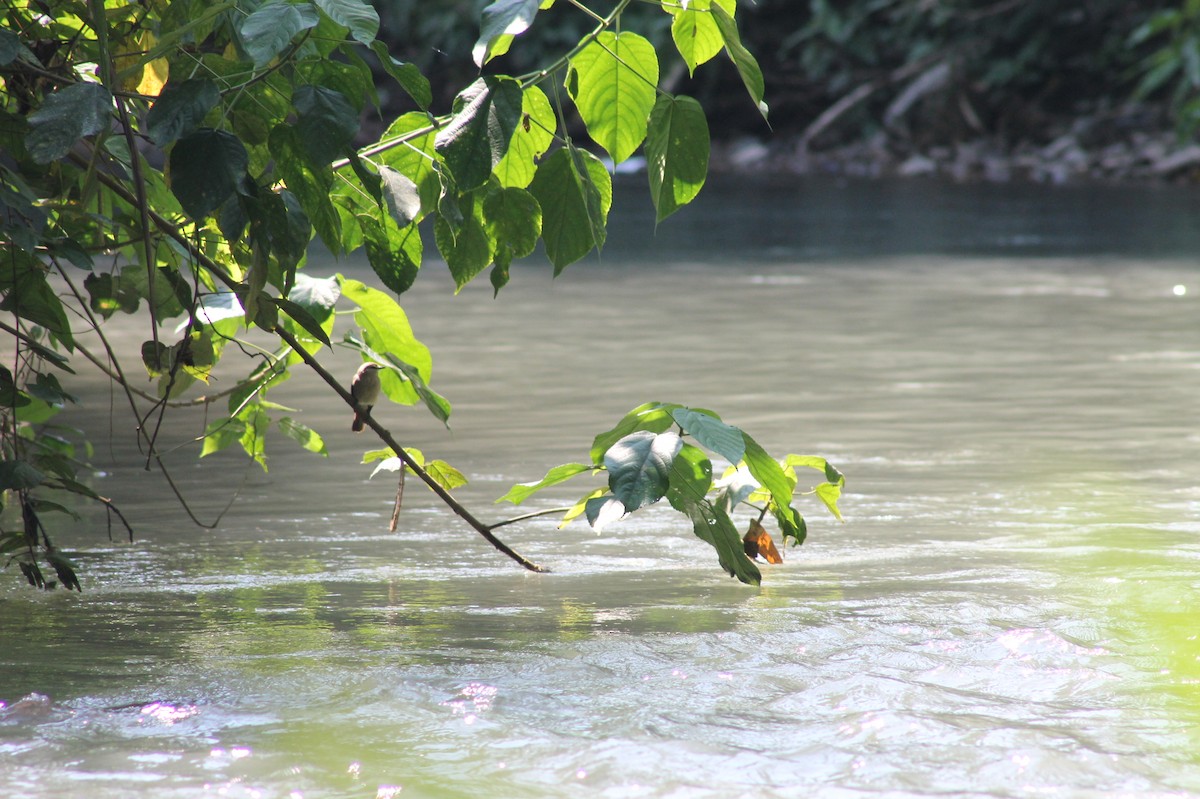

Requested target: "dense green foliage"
[
  {"left": 0, "top": 0, "right": 838, "bottom": 589},
  {"left": 377, "top": 2, "right": 1200, "bottom": 145}
]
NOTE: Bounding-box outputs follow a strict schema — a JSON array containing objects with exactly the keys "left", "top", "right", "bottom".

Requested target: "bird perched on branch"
[{"left": 350, "top": 362, "right": 383, "bottom": 432}]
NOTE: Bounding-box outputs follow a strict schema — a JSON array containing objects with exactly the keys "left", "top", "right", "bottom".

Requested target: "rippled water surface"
[{"left": 2, "top": 179, "right": 1199, "bottom": 798}]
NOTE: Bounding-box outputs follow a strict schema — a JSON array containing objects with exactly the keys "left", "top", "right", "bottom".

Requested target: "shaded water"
[{"left": 2, "top": 178, "right": 1199, "bottom": 797}]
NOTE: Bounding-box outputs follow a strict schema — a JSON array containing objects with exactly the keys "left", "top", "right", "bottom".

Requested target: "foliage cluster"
[
  {"left": 377, "top": 1, "right": 1200, "bottom": 146},
  {"left": 0, "top": 0, "right": 835, "bottom": 589}
]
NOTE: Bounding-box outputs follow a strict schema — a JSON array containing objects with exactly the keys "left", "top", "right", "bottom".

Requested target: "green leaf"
[
  {"left": 671, "top": 407, "right": 743, "bottom": 463},
  {"left": 528, "top": 146, "right": 612, "bottom": 272},
  {"left": 474, "top": 0, "right": 541, "bottom": 67},
  {"left": 589, "top": 401, "right": 679, "bottom": 464},
  {"left": 434, "top": 76, "right": 523, "bottom": 191},
  {"left": 711, "top": 3, "right": 769, "bottom": 122},
  {"left": 665, "top": 444, "right": 761, "bottom": 585},
  {"left": 0, "top": 367, "right": 29, "bottom": 408},
  {"left": 483, "top": 187, "right": 540, "bottom": 284},
  {"left": 427, "top": 459, "right": 468, "bottom": 491},
  {"left": 646, "top": 94, "right": 710, "bottom": 223},
  {"left": 278, "top": 417, "right": 328, "bottom": 455},
  {"left": 269, "top": 124, "right": 341, "bottom": 251},
  {"left": 434, "top": 192, "right": 493, "bottom": 292},
  {"left": 498, "top": 462, "right": 592, "bottom": 505},
  {"left": 668, "top": 0, "right": 735, "bottom": 75},
  {"left": 494, "top": 85, "right": 555, "bottom": 189},
  {"left": 0, "top": 460, "right": 45, "bottom": 491},
  {"left": 360, "top": 214, "right": 422, "bottom": 296},
  {"left": 339, "top": 277, "right": 432, "bottom": 384},
  {"left": 240, "top": 1, "right": 320, "bottom": 66},
  {"left": 741, "top": 433, "right": 793, "bottom": 514},
  {"left": 239, "top": 403, "right": 270, "bottom": 471},
  {"left": 386, "top": 358, "right": 451, "bottom": 426},
  {"left": 604, "top": 430, "right": 683, "bottom": 513},
  {"left": 146, "top": 78, "right": 220, "bottom": 145},
  {"left": 567, "top": 31, "right": 659, "bottom": 164},
  {"left": 379, "top": 166, "right": 422, "bottom": 227},
  {"left": 274, "top": 297, "right": 332, "bottom": 348},
  {"left": 293, "top": 85, "right": 360, "bottom": 165},
  {"left": 0, "top": 28, "right": 35, "bottom": 67},
  {"left": 170, "top": 129, "right": 249, "bottom": 220},
  {"left": 288, "top": 273, "right": 341, "bottom": 323},
  {"left": 369, "top": 41, "right": 431, "bottom": 110},
  {"left": 27, "top": 372, "right": 77, "bottom": 405},
  {"left": 312, "top": 0, "right": 379, "bottom": 45},
  {"left": 585, "top": 495, "right": 626, "bottom": 532},
  {"left": 25, "top": 82, "right": 113, "bottom": 164},
  {"left": 2, "top": 271, "right": 73, "bottom": 349},
  {"left": 201, "top": 417, "right": 244, "bottom": 457},
  {"left": 377, "top": 113, "right": 439, "bottom": 216}
]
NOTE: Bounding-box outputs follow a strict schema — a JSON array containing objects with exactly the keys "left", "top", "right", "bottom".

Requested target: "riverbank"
[{"left": 711, "top": 124, "right": 1200, "bottom": 185}]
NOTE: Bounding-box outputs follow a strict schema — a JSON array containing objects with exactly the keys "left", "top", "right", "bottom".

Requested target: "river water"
[{"left": 2, "top": 177, "right": 1199, "bottom": 798}]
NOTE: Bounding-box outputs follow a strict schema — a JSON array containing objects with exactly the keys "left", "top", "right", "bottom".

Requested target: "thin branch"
[{"left": 487, "top": 506, "right": 576, "bottom": 532}]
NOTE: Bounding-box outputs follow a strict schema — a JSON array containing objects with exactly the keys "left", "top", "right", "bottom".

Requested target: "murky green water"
[{"left": 2, "top": 178, "right": 1199, "bottom": 797}]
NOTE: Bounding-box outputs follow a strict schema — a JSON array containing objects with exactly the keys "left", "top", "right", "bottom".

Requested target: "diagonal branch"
[{"left": 275, "top": 327, "right": 548, "bottom": 573}]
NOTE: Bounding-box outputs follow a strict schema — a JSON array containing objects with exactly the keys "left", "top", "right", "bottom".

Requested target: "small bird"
[{"left": 350, "top": 362, "right": 383, "bottom": 432}]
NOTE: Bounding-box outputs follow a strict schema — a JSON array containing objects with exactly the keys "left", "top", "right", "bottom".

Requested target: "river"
[{"left": 2, "top": 176, "right": 1199, "bottom": 797}]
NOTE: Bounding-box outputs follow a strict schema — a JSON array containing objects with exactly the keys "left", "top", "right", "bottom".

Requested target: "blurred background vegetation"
[{"left": 372, "top": 0, "right": 1200, "bottom": 173}]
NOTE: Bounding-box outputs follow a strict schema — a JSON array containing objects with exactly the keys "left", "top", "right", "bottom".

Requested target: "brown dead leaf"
[{"left": 743, "top": 519, "right": 782, "bottom": 564}]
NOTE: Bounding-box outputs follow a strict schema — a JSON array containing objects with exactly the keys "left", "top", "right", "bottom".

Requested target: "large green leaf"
[
  {"left": 378, "top": 166, "right": 421, "bottom": 227},
  {"left": 434, "top": 76, "right": 523, "bottom": 191},
  {"left": 359, "top": 213, "right": 422, "bottom": 296},
  {"left": 474, "top": 0, "right": 541, "bottom": 66},
  {"left": 339, "top": 277, "right": 432, "bottom": 384},
  {"left": 377, "top": 113, "right": 439, "bottom": 217},
  {"left": 711, "top": 4, "right": 769, "bottom": 122},
  {"left": 170, "top": 128, "right": 249, "bottom": 220},
  {"left": 269, "top": 125, "right": 341, "bottom": 251},
  {"left": 604, "top": 430, "right": 683, "bottom": 513},
  {"left": 312, "top": 0, "right": 379, "bottom": 45},
  {"left": 483, "top": 186, "right": 540, "bottom": 292},
  {"left": 25, "top": 82, "right": 113, "bottom": 164},
  {"left": 277, "top": 417, "right": 328, "bottom": 455},
  {"left": 567, "top": 31, "right": 659, "bottom": 164},
  {"left": 293, "top": 85, "right": 359, "bottom": 165},
  {"left": 434, "top": 192, "right": 493, "bottom": 292},
  {"left": 1, "top": 267, "right": 74, "bottom": 350},
  {"left": 667, "top": 0, "right": 735, "bottom": 75},
  {"left": 146, "top": 78, "right": 220, "bottom": 145},
  {"left": 369, "top": 41, "right": 431, "bottom": 110},
  {"left": 589, "top": 401, "right": 679, "bottom": 464},
  {"left": 646, "top": 94, "right": 709, "bottom": 223},
  {"left": 493, "top": 85, "right": 555, "bottom": 189},
  {"left": 671, "top": 407, "right": 743, "bottom": 464},
  {"left": 585, "top": 495, "right": 627, "bottom": 532},
  {"left": 0, "top": 460, "right": 45, "bottom": 491},
  {"left": 527, "top": 146, "right": 611, "bottom": 272},
  {"left": 240, "top": 1, "right": 319, "bottom": 66},
  {"left": 665, "top": 444, "right": 761, "bottom": 585},
  {"left": 288, "top": 273, "right": 341, "bottom": 323},
  {"left": 741, "top": 433, "right": 793, "bottom": 513},
  {"left": 497, "top": 462, "right": 592, "bottom": 505}
]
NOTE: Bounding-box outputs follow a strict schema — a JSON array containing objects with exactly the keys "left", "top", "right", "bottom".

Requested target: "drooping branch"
[{"left": 72, "top": 127, "right": 550, "bottom": 573}]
